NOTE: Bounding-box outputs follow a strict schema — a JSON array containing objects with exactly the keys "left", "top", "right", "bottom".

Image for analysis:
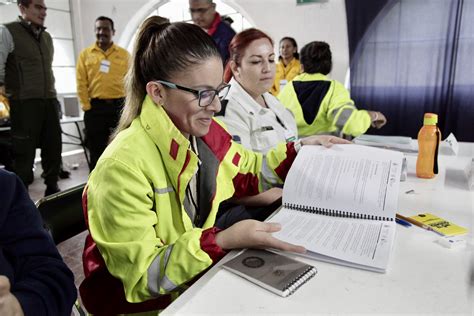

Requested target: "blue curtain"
[{"left": 346, "top": 0, "right": 474, "bottom": 141}]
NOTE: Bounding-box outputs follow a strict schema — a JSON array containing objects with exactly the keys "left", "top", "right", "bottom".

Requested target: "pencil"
[{"left": 396, "top": 213, "right": 432, "bottom": 231}]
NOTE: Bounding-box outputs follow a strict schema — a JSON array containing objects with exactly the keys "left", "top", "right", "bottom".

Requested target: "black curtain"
[{"left": 345, "top": 0, "right": 474, "bottom": 141}]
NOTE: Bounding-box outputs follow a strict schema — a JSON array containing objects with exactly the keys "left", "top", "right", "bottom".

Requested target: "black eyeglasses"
[{"left": 156, "top": 80, "right": 230, "bottom": 108}]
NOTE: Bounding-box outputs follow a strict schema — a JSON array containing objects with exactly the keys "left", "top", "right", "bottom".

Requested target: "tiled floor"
[
  {"left": 56, "top": 231, "right": 88, "bottom": 296},
  {"left": 27, "top": 153, "right": 90, "bottom": 313},
  {"left": 28, "top": 153, "right": 90, "bottom": 202}
]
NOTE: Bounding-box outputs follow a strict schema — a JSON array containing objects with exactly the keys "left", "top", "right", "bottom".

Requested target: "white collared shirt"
[{"left": 220, "top": 78, "right": 298, "bottom": 153}]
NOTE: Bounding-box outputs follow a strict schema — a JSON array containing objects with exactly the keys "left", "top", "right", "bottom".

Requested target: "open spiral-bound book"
[{"left": 270, "top": 144, "right": 404, "bottom": 273}]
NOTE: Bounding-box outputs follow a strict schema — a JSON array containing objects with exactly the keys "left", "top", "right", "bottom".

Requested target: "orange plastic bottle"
[{"left": 416, "top": 113, "right": 441, "bottom": 178}]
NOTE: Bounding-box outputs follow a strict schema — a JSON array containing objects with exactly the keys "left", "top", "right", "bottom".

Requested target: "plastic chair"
[{"left": 35, "top": 183, "right": 87, "bottom": 244}]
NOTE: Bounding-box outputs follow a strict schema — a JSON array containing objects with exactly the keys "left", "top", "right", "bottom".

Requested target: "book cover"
[
  {"left": 409, "top": 213, "right": 468, "bottom": 236},
  {"left": 222, "top": 249, "right": 317, "bottom": 297}
]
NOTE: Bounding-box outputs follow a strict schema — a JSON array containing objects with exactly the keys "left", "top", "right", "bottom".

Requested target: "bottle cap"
[{"left": 423, "top": 113, "right": 438, "bottom": 125}]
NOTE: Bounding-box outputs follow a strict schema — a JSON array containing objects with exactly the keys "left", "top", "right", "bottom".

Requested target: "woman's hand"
[
  {"left": 215, "top": 219, "right": 306, "bottom": 253},
  {"left": 369, "top": 111, "right": 387, "bottom": 129},
  {"left": 300, "top": 135, "right": 352, "bottom": 148}
]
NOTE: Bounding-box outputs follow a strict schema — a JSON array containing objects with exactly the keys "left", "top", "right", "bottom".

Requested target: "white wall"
[
  {"left": 230, "top": 0, "right": 349, "bottom": 82},
  {"left": 72, "top": 0, "right": 349, "bottom": 82},
  {"left": 70, "top": 0, "right": 150, "bottom": 55},
  {"left": 1, "top": 1, "right": 77, "bottom": 95},
  {"left": 0, "top": 4, "right": 19, "bottom": 21}
]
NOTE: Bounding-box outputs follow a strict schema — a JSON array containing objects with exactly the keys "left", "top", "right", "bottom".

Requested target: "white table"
[
  {"left": 0, "top": 116, "right": 90, "bottom": 169},
  {"left": 162, "top": 142, "right": 474, "bottom": 315}
]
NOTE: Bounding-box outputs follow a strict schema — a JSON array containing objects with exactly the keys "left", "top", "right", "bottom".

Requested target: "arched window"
[{"left": 122, "top": 0, "right": 252, "bottom": 52}]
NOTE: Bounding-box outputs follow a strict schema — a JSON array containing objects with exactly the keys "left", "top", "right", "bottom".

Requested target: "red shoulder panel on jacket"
[
  {"left": 232, "top": 152, "right": 241, "bottom": 166},
  {"left": 232, "top": 172, "right": 259, "bottom": 198},
  {"left": 202, "top": 120, "right": 232, "bottom": 162},
  {"left": 169, "top": 139, "right": 179, "bottom": 160}
]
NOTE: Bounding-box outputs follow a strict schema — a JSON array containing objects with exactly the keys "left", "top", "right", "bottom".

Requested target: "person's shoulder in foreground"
[{"left": 0, "top": 169, "right": 77, "bottom": 316}]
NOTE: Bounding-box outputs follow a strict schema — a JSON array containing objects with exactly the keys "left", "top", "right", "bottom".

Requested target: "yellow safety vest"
[{"left": 278, "top": 73, "right": 371, "bottom": 137}]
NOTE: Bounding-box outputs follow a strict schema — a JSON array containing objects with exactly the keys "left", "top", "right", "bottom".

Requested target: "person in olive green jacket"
[
  {"left": 0, "top": 0, "right": 61, "bottom": 196},
  {"left": 278, "top": 41, "right": 387, "bottom": 138}
]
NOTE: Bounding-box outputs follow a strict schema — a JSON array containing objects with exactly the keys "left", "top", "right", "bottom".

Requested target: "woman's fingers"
[
  {"left": 265, "top": 236, "right": 307, "bottom": 253},
  {"left": 301, "top": 135, "right": 351, "bottom": 147},
  {"left": 255, "top": 222, "right": 306, "bottom": 253},
  {"left": 257, "top": 222, "right": 281, "bottom": 233},
  {"left": 321, "top": 136, "right": 351, "bottom": 147}
]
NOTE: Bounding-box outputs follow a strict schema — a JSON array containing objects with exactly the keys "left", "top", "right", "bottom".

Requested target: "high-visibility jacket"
[
  {"left": 270, "top": 58, "right": 301, "bottom": 96},
  {"left": 80, "top": 95, "right": 297, "bottom": 315},
  {"left": 278, "top": 73, "right": 371, "bottom": 137}
]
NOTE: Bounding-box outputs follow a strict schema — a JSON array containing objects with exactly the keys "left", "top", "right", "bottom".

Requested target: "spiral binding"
[
  {"left": 284, "top": 203, "right": 394, "bottom": 222},
  {"left": 283, "top": 266, "right": 317, "bottom": 297}
]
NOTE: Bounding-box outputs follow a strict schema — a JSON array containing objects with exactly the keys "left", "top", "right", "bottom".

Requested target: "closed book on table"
[{"left": 222, "top": 249, "right": 317, "bottom": 297}]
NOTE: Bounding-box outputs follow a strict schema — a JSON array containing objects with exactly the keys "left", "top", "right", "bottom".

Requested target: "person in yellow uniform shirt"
[
  {"left": 279, "top": 41, "right": 386, "bottom": 138},
  {"left": 76, "top": 16, "right": 131, "bottom": 170},
  {"left": 270, "top": 37, "right": 301, "bottom": 96}
]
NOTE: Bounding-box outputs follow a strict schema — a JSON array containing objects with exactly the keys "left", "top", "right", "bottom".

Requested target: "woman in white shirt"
[
  {"left": 220, "top": 28, "right": 298, "bottom": 154},
  {"left": 216, "top": 28, "right": 296, "bottom": 227}
]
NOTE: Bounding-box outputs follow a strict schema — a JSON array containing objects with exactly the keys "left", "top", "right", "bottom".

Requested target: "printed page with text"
[{"left": 271, "top": 144, "right": 403, "bottom": 272}]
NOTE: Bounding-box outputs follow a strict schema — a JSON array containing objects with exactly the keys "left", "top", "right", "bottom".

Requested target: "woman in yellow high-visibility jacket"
[
  {"left": 79, "top": 18, "right": 349, "bottom": 315},
  {"left": 270, "top": 37, "right": 301, "bottom": 96},
  {"left": 278, "top": 41, "right": 387, "bottom": 137}
]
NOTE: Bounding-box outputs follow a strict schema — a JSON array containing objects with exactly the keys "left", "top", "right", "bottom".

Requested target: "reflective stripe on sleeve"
[
  {"left": 161, "top": 275, "right": 178, "bottom": 292},
  {"left": 334, "top": 108, "right": 354, "bottom": 128},
  {"left": 260, "top": 158, "right": 278, "bottom": 190},
  {"left": 154, "top": 186, "right": 174, "bottom": 194},
  {"left": 147, "top": 245, "right": 178, "bottom": 295}
]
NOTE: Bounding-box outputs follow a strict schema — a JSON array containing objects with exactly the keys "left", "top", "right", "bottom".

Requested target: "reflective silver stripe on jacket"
[
  {"left": 154, "top": 186, "right": 174, "bottom": 194},
  {"left": 334, "top": 108, "right": 354, "bottom": 128},
  {"left": 147, "top": 245, "right": 178, "bottom": 295},
  {"left": 260, "top": 157, "right": 279, "bottom": 190},
  {"left": 183, "top": 188, "right": 195, "bottom": 224}
]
